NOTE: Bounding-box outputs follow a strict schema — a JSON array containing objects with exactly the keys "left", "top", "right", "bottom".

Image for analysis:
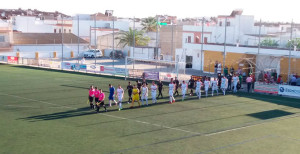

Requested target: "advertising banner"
[
  {"left": 87, "top": 65, "right": 101, "bottom": 73},
  {"left": 39, "top": 60, "right": 50, "bottom": 67},
  {"left": 254, "top": 82, "right": 278, "bottom": 94},
  {"left": 49, "top": 61, "right": 61, "bottom": 69},
  {"left": 143, "top": 72, "right": 159, "bottom": 80},
  {"left": 100, "top": 66, "right": 128, "bottom": 76},
  {"left": 61, "top": 62, "right": 87, "bottom": 71},
  {"left": 7, "top": 56, "right": 18, "bottom": 64},
  {"left": 278, "top": 85, "right": 300, "bottom": 98}
]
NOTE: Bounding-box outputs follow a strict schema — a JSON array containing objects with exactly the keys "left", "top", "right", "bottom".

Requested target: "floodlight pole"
[
  {"left": 77, "top": 15, "right": 80, "bottom": 64},
  {"left": 200, "top": 17, "right": 204, "bottom": 72},
  {"left": 288, "top": 20, "right": 293, "bottom": 84},
  {"left": 61, "top": 16, "right": 64, "bottom": 66},
  {"left": 258, "top": 19, "right": 262, "bottom": 54},
  {"left": 113, "top": 16, "right": 115, "bottom": 68},
  {"left": 133, "top": 16, "right": 135, "bottom": 70},
  {"left": 94, "top": 14, "right": 97, "bottom": 66},
  {"left": 223, "top": 17, "right": 227, "bottom": 75}
]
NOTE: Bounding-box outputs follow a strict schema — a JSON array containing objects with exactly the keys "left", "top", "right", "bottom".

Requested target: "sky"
[{"left": 1, "top": 0, "right": 299, "bottom": 22}]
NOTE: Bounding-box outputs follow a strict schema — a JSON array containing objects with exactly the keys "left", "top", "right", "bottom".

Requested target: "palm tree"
[
  {"left": 141, "top": 17, "right": 157, "bottom": 32},
  {"left": 115, "top": 28, "right": 150, "bottom": 47}
]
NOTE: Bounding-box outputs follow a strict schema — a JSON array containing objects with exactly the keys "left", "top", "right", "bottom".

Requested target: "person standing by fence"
[
  {"left": 246, "top": 75, "right": 253, "bottom": 93},
  {"left": 157, "top": 80, "right": 164, "bottom": 99}
]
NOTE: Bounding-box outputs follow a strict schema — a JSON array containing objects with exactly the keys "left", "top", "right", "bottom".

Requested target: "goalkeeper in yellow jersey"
[{"left": 130, "top": 85, "right": 141, "bottom": 108}]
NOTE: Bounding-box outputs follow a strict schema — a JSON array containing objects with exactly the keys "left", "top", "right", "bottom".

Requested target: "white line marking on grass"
[
  {"left": 0, "top": 92, "right": 75, "bottom": 109},
  {"left": 3, "top": 104, "right": 71, "bottom": 109},
  {"left": 102, "top": 113, "right": 201, "bottom": 135}
]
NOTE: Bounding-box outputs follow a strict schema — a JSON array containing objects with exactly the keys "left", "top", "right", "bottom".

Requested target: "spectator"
[
  {"left": 250, "top": 73, "right": 255, "bottom": 92},
  {"left": 246, "top": 75, "right": 253, "bottom": 93},
  {"left": 291, "top": 75, "right": 297, "bottom": 86},
  {"left": 238, "top": 74, "right": 243, "bottom": 89},
  {"left": 297, "top": 77, "right": 300, "bottom": 86},
  {"left": 277, "top": 75, "right": 283, "bottom": 84},
  {"left": 224, "top": 66, "right": 228, "bottom": 77},
  {"left": 258, "top": 71, "right": 264, "bottom": 82},
  {"left": 237, "top": 67, "right": 242, "bottom": 75},
  {"left": 227, "top": 74, "right": 232, "bottom": 90},
  {"left": 214, "top": 61, "right": 218, "bottom": 74},
  {"left": 230, "top": 66, "right": 234, "bottom": 75},
  {"left": 217, "top": 63, "right": 222, "bottom": 74}
]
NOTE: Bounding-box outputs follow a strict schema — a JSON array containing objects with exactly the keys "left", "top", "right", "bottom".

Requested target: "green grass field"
[{"left": 1, "top": 64, "right": 300, "bottom": 154}]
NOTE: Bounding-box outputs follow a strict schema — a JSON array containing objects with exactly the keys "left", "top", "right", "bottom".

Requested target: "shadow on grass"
[
  {"left": 247, "top": 109, "right": 294, "bottom": 120},
  {"left": 20, "top": 93, "right": 223, "bottom": 122},
  {"left": 236, "top": 92, "right": 300, "bottom": 109}
]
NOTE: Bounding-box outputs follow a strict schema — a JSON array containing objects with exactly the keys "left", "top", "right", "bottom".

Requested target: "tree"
[
  {"left": 115, "top": 28, "right": 150, "bottom": 47},
  {"left": 141, "top": 17, "right": 157, "bottom": 32},
  {"left": 260, "top": 38, "right": 279, "bottom": 47},
  {"left": 286, "top": 38, "right": 300, "bottom": 49}
]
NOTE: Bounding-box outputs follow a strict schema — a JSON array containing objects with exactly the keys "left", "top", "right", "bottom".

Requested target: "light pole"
[
  {"left": 288, "top": 20, "right": 293, "bottom": 84},
  {"left": 133, "top": 16, "right": 135, "bottom": 69},
  {"left": 200, "top": 17, "right": 205, "bottom": 72},
  {"left": 223, "top": 17, "right": 227, "bottom": 75},
  {"left": 258, "top": 19, "right": 262, "bottom": 54}
]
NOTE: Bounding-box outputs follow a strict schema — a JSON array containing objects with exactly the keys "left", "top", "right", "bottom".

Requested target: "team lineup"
[{"left": 88, "top": 75, "right": 240, "bottom": 113}]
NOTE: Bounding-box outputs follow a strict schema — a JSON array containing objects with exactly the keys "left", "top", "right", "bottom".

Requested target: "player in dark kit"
[
  {"left": 126, "top": 82, "right": 133, "bottom": 104},
  {"left": 173, "top": 77, "right": 180, "bottom": 96},
  {"left": 136, "top": 80, "right": 142, "bottom": 99},
  {"left": 188, "top": 76, "right": 195, "bottom": 95},
  {"left": 96, "top": 89, "right": 107, "bottom": 113},
  {"left": 157, "top": 80, "right": 164, "bottom": 99}
]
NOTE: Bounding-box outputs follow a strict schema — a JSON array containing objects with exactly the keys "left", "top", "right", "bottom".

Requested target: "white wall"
[
  {"left": 7, "top": 44, "right": 89, "bottom": 58},
  {"left": 129, "top": 47, "right": 160, "bottom": 60},
  {"left": 13, "top": 16, "right": 54, "bottom": 33}
]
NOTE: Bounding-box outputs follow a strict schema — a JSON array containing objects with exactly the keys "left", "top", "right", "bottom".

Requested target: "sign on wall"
[
  {"left": 7, "top": 56, "right": 18, "bottom": 64},
  {"left": 278, "top": 85, "right": 300, "bottom": 98},
  {"left": 61, "top": 62, "right": 87, "bottom": 71},
  {"left": 254, "top": 82, "right": 278, "bottom": 94}
]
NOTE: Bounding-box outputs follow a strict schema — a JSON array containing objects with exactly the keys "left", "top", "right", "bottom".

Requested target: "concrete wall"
[{"left": 4, "top": 44, "right": 89, "bottom": 58}]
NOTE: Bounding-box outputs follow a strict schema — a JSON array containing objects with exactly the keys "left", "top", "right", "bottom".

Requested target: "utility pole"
[
  {"left": 61, "top": 15, "right": 64, "bottom": 65},
  {"left": 200, "top": 17, "right": 204, "bottom": 72},
  {"left": 156, "top": 15, "right": 159, "bottom": 69},
  {"left": 133, "top": 16, "right": 135, "bottom": 69},
  {"left": 223, "top": 17, "right": 227, "bottom": 74},
  {"left": 94, "top": 14, "right": 96, "bottom": 65},
  {"left": 171, "top": 20, "right": 174, "bottom": 62},
  {"left": 112, "top": 16, "right": 115, "bottom": 68},
  {"left": 77, "top": 15, "right": 80, "bottom": 64},
  {"left": 258, "top": 19, "right": 262, "bottom": 54},
  {"left": 288, "top": 20, "right": 293, "bottom": 84}
]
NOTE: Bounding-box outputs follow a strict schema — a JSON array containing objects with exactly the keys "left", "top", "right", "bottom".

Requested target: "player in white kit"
[
  {"left": 221, "top": 76, "right": 228, "bottom": 95},
  {"left": 169, "top": 79, "right": 176, "bottom": 104},
  {"left": 181, "top": 80, "right": 188, "bottom": 101},
  {"left": 150, "top": 81, "right": 157, "bottom": 104},
  {"left": 141, "top": 83, "right": 149, "bottom": 106},
  {"left": 204, "top": 78, "right": 210, "bottom": 97},
  {"left": 116, "top": 85, "right": 124, "bottom": 111},
  {"left": 211, "top": 78, "right": 219, "bottom": 96},
  {"left": 195, "top": 79, "right": 202, "bottom": 99},
  {"left": 232, "top": 74, "right": 239, "bottom": 93}
]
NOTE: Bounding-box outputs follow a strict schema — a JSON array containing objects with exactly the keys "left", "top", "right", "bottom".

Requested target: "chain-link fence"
[{"left": 1, "top": 14, "right": 300, "bottom": 86}]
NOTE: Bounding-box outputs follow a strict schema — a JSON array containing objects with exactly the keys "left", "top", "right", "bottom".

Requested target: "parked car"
[
  {"left": 109, "top": 50, "right": 124, "bottom": 59},
  {"left": 83, "top": 49, "right": 103, "bottom": 58}
]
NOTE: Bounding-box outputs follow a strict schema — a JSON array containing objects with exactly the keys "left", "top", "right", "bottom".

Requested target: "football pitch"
[{"left": 1, "top": 64, "right": 300, "bottom": 154}]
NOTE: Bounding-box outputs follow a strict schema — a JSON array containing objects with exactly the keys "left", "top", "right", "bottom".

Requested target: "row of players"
[{"left": 88, "top": 75, "right": 240, "bottom": 112}]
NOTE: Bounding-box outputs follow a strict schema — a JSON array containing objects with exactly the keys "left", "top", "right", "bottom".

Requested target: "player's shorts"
[
  {"left": 205, "top": 87, "right": 209, "bottom": 91},
  {"left": 141, "top": 95, "right": 148, "bottom": 100},
  {"left": 169, "top": 91, "right": 173, "bottom": 96},
  {"left": 89, "top": 96, "right": 94, "bottom": 103},
  {"left": 97, "top": 101, "right": 105, "bottom": 106},
  {"left": 118, "top": 96, "right": 123, "bottom": 102},
  {"left": 151, "top": 92, "right": 156, "bottom": 97},
  {"left": 212, "top": 87, "right": 218, "bottom": 91},
  {"left": 132, "top": 95, "right": 139, "bottom": 101},
  {"left": 182, "top": 90, "right": 186, "bottom": 94},
  {"left": 128, "top": 91, "right": 132, "bottom": 96},
  {"left": 195, "top": 89, "right": 200, "bottom": 93},
  {"left": 109, "top": 95, "right": 114, "bottom": 100},
  {"left": 95, "top": 97, "right": 99, "bottom": 103}
]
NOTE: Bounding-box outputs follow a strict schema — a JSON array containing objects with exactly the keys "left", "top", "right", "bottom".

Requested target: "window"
[
  {"left": 54, "top": 29, "right": 57, "bottom": 33},
  {"left": 195, "top": 36, "right": 200, "bottom": 44},
  {"left": 64, "top": 29, "right": 66, "bottom": 33},
  {"left": 69, "top": 29, "right": 71, "bottom": 33},
  {"left": 0, "top": 36, "right": 5, "bottom": 42},
  {"left": 219, "top": 21, "right": 222, "bottom": 26},
  {"left": 59, "top": 29, "right": 61, "bottom": 33},
  {"left": 188, "top": 36, "right": 191, "bottom": 43},
  {"left": 226, "top": 22, "right": 230, "bottom": 26}
]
